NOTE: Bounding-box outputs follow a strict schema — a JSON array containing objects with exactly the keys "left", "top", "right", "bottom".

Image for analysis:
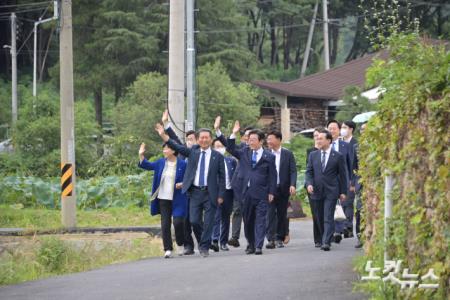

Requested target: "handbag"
[{"left": 334, "top": 203, "right": 346, "bottom": 221}]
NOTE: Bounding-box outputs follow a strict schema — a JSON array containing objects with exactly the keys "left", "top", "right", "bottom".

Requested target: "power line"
[
  {"left": 0, "top": 6, "right": 50, "bottom": 17},
  {"left": 0, "top": 1, "right": 51, "bottom": 9}
]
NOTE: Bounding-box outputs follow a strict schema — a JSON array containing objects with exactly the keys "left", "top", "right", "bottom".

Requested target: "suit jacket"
[
  {"left": 334, "top": 140, "right": 352, "bottom": 182},
  {"left": 305, "top": 149, "right": 348, "bottom": 201},
  {"left": 217, "top": 133, "right": 247, "bottom": 193},
  {"left": 274, "top": 148, "right": 297, "bottom": 197},
  {"left": 166, "top": 139, "right": 226, "bottom": 204},
  {"left": 346, "top": 137, "right": 358, "bottom": 176},
  {"left": 226, "top": 137, "right": 277, "bottom": 200},
  {"left": 138, "top": 157, "right": 188, "bottom": 217},
  {"left": 165, "top": 125, "right": 187, "bottom": 160}
]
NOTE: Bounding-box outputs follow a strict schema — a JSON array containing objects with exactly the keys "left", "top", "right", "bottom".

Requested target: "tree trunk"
[
  {"left": 270, "top": 18, "right": 277, "bottom": 66},
  {"left": 94, "top": 87, "right": 103, "bottom": 127},
  {"left": 39, "top": 26, "right": 55, "bottom": 82},
  {"left": 330, "top": 25, "right": 339, "bottom": 65}
]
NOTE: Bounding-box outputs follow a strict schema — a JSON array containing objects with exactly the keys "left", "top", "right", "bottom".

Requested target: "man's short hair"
[
  {"left": 326, "top": 119, "right": 341, "bottom": 129},
  {"left": 212, "top": 138, "right": 223, "bottom": 147},
  {"left": 267, "top": 130, "right": 282, "bottom": 141},
  {"left": 248, "top": 129, "right": 265, "bottom": 141},
  {"left": 343, "top": 120, "right": 356, "bottom": 130},
  {"left": 319, "top": 129, "right": 333, "bottom": 143},
  {"left": 185, "top": 130, "right": 196, "bottom": 138},
  {"left": 196, "top": 128, "right": 212, "bottom": 138},
  {"left": 241, "top": 126, "right": 254, "bottom": 136},
  {"left": 314, "top": 127, "right": 324, "bottom": 133}
]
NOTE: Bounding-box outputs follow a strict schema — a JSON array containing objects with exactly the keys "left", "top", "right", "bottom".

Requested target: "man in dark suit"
[
  {"left": 226, "top": 122, "right": 277, "bottom": 255},
  {"left": 326, "top": 120, "right": 352, "bottom": 243},
  {"left": 211, "top": 138, "right": 237, "bottom": 251},
  {"left": 156, "top": 124, "right": 226, "bottom": 257},
  {"left": 341, "top": 120, "right": 358, "bottom": 238},
  {"left": 305, "top": 129, "right": 348, "bottom": 251},
  {"left": 162, "top": 110, "right": 200, "bottom": 255},
  {"left": 214, "top": 116, "right": 253, "bottom": 248},
  {"left": 265, "top": 130, "right": 297, "bottom": 249},
  {"left": 306, "top": 127, "right": 323, "bottom": 248}
]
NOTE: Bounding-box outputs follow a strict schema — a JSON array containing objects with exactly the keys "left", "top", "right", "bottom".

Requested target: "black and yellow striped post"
[{"left": 61, "top": 163, "right": 73, "bottom": 197}]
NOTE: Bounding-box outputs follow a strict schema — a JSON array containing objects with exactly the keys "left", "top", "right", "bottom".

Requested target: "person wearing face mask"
[
  {"left": 210, "top": 138, "right": 237, "bottom": 251},
  {"left": 138, "top": 142, "right": 187, "bottom": 258},
  {"left": 340, "top": 120, "right": 358, "bottom": 238}
]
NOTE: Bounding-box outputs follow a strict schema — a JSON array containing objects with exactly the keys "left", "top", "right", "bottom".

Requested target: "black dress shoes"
[
  {"left": 255, "top": 248, "right": 263, "bottom": 255},
  {"left": 228, "top": 238, "right": 240, "bottom": 248},
  {"left": 265, "top": 241, "right": 276, "bottom": 249},
  {"left": 276, "top": 241, "right": 284, "bottom": 248},
  {"left": 333, "top": 234, "right": 342, "bottom": 244},
  {"left": 321, "top": 244, "right": 331, "bottom": 251},
  {"left": 220, "top": 244, "right": 229, "bottom": 251},
  {"left": 245, "top": 246, "right": 255, "bottom": 254},
  {"left": 343, "top": 228, "right": 354, "bottom": 238},
  {"left": 210, "top": 241, "right": 219, "bottom": 252},
  {"left": 199, "top": 250, "right": 209, "bottom": 257},
  {"left": 315, "top": 243, "right": 322, "bottom": 248}
]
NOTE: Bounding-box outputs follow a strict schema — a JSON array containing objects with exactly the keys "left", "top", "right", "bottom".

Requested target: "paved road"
[{"left": 0, "top": 220, "right": 366, "bottom": 300}]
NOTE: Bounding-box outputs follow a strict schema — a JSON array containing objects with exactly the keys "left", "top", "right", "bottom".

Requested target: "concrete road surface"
[{"left": 0, "top": 220, "right": 367, "bottom": 300}]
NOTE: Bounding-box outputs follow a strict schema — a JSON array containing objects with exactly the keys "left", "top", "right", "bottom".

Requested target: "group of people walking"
[{"left": 138, "top": 110, "right": 363, "bottom": 258}]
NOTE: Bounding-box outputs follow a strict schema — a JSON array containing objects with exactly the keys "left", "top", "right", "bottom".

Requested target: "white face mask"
[
  {"left": 340, "top": 128, "right": 348, "bottom": 137},
  {"left": 216, "top": 147, "right": 226, "bottom": 155}
]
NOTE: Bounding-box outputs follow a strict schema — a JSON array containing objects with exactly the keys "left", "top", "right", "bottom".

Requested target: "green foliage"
[
  {"left": 196, "top": 62, "right": 260, "bottom": 129},
  {"left": 357, "top": 33, "right": 449, "bottom": 299},
  {"left": 335, "top": 86, "right": 376, "bottom": 122},
  {"left": 0, "top": 173, "right": 153, "bottom": 210}
]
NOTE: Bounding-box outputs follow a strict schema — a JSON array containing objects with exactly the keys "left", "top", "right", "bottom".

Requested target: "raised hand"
[
  {"left": 161, "top": 109, "right": 169, "bottom": 124},
  {"left": 214, "top": 116, "right": 221, "bottom": 131},
  {"left": 139, "top": 143, "right": 146, "bottom": 161},
  {"left": 232, "top": 120, "right": 240, "bottom": 134},
  {"left": 155, "top": 123, "right": 169, "bottom": 142}
]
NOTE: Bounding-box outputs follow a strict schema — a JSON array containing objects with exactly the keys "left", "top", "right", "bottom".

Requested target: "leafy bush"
[
  {"left": 0, "top": 173, "right": 153, "bottom": 210},
  {"left": 357, "top": 34, "right": 449, "bottom": 299}
]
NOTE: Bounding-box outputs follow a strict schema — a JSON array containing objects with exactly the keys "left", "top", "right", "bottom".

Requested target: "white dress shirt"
[
  {"left": 272, "top": 147, "right": 282, "bottom": 185},
  {"left": 321, "top": 146, "right": 332, "bottom": 170},
  {"left": 332, "top": 139, "right": 340, "bottom": 152},
  {"left": 224, "top": 161, "right": 231, "bottom": 190},
  {"left": 194, "top": 147, "right": 212, "bottom": 186}
]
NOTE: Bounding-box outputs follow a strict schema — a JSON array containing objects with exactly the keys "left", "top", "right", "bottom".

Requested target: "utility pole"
[
  {"left": 33, "top": 1, "right": 58, "bottom": 97},
  {"left": 11, "top": 13, "right": 17, "bottom": 125},
  {"left": 186, "top": 0, "right": 196, "bottom": 131},
  {"left": 300, "top": 0, "right": 318, "bottom": 78},
  {"left": 168, "top": 0, "right": 185, "bottom": 139},
  {"left": 322, "top": 0, "right": 330, "bottom": 70},
  {"left": 60, "top": 0, "right": 76, "bottom": 228}
]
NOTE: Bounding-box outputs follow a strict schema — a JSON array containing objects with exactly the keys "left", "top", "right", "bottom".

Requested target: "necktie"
[
  {"left": 199, "top": 151, "right": 206, "bottom": 186},
  {"left": 321, "top": 151, "right": 327, "bottom": 171},
  {"left": 332, "top": 141, "right": 336, "bottom": 151},
  {"left": 252, "top": 150, "right": 257, "bottom": 168}
]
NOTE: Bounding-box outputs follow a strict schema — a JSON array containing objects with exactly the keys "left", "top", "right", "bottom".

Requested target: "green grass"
[
  {"left": 0, "top": 205, "right": 160, "bottom": 230},
  {"left": 0, "top": 234, "right": 162, "bottom": 286}
]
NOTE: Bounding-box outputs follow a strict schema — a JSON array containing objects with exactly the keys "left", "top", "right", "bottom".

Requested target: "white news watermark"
[{"left": 361, "top": 260, "right": 439, "bottom": 289}]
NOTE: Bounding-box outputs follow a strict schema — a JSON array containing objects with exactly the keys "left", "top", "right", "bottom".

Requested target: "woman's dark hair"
[
  {"left": 162, "top": 142, "right": 179, "bottom": 157},
  {"left": 248, "top": 129, "right": 265, "bottom": 141},
  {"left": 185, "top": 130, "right": 196, "bottom": 139}
]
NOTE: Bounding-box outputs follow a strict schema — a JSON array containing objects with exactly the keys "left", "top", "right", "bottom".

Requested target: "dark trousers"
[
  {"left": 266, "top": 191, "right": 289, "bottom": 242},
  {"left": 159, "top": 199, "right": 185, "bottom": 251},
  {"left": 231, "top": 196, "right": 243, "bottom": 240},
  {"left": 212, "top": 189, "right": 234, "bottom": 245},
  {"left": 189, "top": 189, "right": 217, "bottom": 251},
  {"left": 243, "top": 193, "right": 268, "bottom": 249},
  {"left": 355, "top": 191, "right": 363, "bottom": 236},
  {"left": 343, "top": 189, "right": 355, "bottom": 231},
  {"left": 308, "top": 196, "right": 323, "bottom": 245},
  {"left": 322, "top": 197, "right": 337, "bottom": 245},
  {"left": 184, "top": 197, "right": 202, "bottom": 251}
]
